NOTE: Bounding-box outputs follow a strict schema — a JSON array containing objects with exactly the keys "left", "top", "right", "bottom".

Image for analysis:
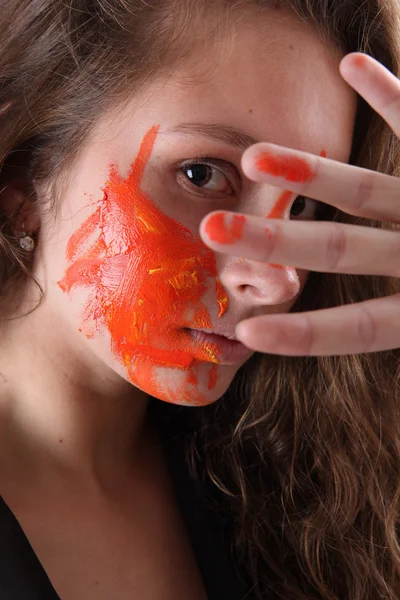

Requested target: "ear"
[{"left": 0, "top": 177, "right": 41, "bottom": 233}]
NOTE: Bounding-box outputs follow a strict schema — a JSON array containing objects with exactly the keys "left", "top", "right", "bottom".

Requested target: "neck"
[{"left": 0, "top": 294, "right": 151, "bottom": 493}]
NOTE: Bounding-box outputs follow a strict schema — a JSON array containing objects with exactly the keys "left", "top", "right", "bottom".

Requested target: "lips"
[{"left": 187, "top": 327, "right": 254, "bottom": 364}]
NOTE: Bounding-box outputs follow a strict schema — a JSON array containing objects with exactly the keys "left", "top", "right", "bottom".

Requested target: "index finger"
[{"left": 339, "top": 53, "right": 400, "bottom": 137}]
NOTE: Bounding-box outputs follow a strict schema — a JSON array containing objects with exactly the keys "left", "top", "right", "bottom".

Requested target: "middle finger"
[
  {"left": 241, "top": 143, "right": 400, "bottom": 223},
  {"left": 200, "top": 210, "right": 400, "bottom": 277}
]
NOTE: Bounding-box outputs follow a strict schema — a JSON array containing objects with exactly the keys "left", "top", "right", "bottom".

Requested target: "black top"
[{"left": 0, "top": 401, "right": 252, "bottom": 600}]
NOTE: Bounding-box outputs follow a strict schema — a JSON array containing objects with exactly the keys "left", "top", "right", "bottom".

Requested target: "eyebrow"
[{"left": 166, "top": 123, "right": 260, "bottom": 151}]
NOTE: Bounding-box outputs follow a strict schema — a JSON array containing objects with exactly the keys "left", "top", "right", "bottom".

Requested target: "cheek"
[
  {"left": 142, "top": 362, "right": 241, "bottom": 407},
  {"left": 57, "top": 125, "right": 231, "bottom": 407}
]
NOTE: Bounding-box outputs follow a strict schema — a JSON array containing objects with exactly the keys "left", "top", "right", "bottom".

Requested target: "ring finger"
[{"left": 200, "top": 210, "right": 400, "bottom": 277}]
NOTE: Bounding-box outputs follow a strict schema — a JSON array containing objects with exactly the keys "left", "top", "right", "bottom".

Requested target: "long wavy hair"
[{"left": 0, "top": 1, "right": 399, "bottom": 599}]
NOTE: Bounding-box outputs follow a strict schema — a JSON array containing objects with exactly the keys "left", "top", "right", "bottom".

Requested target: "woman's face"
[{"left": 35, "top": 10, "right": 356, "bottom": 406}]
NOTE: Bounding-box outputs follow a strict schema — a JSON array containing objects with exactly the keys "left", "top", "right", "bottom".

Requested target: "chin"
[{"left": 132, "top": 361, "right": 240, "bottom": 407}]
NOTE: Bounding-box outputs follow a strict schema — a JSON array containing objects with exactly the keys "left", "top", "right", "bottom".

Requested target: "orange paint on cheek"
[
  {"left": 187, "top": 370, "right": 198, "bottom": 386},
  {"left": 205, "top": 213, "right": 246, "bottom": 244},
  {"left": 58, "top": 125, "right": 229, "bottom": 405},
  {"left": 208, "top": 364, "right": 218, "bottom": 390},
  {"left": 216, "top": 277, "right": 229, "bottom": 318},
  {"left": 267, "top": 189, "right": 294, "bottom": 220},
  {"left": 267, "top": 192, "right": 293, "bottom": 270}
]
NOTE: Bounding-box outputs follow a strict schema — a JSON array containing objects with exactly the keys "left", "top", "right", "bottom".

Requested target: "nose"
[{"left": 217, "top": 255, "right": 300, "bottom": 307}]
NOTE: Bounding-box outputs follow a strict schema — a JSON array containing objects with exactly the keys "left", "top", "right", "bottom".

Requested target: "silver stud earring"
[{"left": 18, "top": 231, "right": 35, "bottom": 251}]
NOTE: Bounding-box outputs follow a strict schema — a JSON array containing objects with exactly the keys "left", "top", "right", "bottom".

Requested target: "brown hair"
[{"left": 0, "top": 1, "right": 399, "bottom": 599}]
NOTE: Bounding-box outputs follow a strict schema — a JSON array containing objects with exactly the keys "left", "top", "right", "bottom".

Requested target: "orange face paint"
[
  {"left": 58, "top": 125, "right": 229, "bottom": 405},
  {"left": 216, "top": 278, "right": 228, "bottom": 318},
  {"left": 204, "top": 213, "right": 246, "bottom": 245},
  {"left": 266, "top": 149, "right": 327, "bottom": 220},
  {"left": 267, "top": 190, "right": 294, "bottom": 220},
  {"left": 264, "top": 149, "right": 327, "bottom": 269},
  {"left": 266, "top": 186, "right": 294, "bottom": 270},
  {"left": 208, "top": 363, "right": 218, "bottom": 390}
]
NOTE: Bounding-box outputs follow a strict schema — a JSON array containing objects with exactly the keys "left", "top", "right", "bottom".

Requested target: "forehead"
[{"left": 150, "top": 8, "right": 357, "bottom": 161}]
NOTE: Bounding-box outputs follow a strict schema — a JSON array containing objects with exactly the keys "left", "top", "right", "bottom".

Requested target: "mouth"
[{"left": 186, "top": 327, "right": 254, "bottom": 365}]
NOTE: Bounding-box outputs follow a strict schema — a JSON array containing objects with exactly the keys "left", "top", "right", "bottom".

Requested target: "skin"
[
  {"left": 57, "top": 124, "right": 230, "bottom": 407},
  {"left": 201, "top": 53, "right": 400, "bottom": 357},
  {"left": 0, "top": 10, "right": 357, "bottom": 599}
]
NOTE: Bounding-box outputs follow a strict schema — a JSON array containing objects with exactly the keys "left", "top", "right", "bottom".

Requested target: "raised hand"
[{"left": 201, "top": 53, "right": 400, "bottom": 357}]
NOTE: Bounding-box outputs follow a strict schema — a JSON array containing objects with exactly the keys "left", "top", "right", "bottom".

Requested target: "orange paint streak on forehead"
[{"left": 58, "top": 125, "right": 229, "bottom": 405}]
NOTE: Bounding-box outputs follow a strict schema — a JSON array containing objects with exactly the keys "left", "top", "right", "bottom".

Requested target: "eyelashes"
[
  {"left": 290, "top": 196, "right": 320, "bottom": 220},
  {"left": 177, "top": 157, "right": 240, "bottom": 197},
  {"left": 176, "top": 156, "right": 322, "bottom": 220}
]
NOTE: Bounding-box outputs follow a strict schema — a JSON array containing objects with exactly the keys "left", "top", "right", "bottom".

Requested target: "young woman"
[{"left": 0, "top": 0, "right": 399, "bottom": 599}]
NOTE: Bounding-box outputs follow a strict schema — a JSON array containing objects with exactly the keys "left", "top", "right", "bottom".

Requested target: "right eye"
[
  {"left": 290, "top": 195, "right": 320, "bottom": 220},
  {"left": 177, "top": 158, "right": 240, "bottom": 199}
]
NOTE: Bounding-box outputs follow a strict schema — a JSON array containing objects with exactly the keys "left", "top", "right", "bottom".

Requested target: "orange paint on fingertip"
[
  {"left": 265, "top": 147, "right": 327, "bottom": 219},
  {"left": 260, "top": 146, "right": 328, "bottom": 274},
  {"left": 231, "top": 214, "right": 246, "bottom": 240},
  {"left": 351, "top": 54, "right": 367, "bottom": 69},
  {"left": 204, "top": 213, "right": 226, "bottom": 243},
  {"left": 256, "top": 152, "right": 316, "bottom": 184},
  {"left": 205, "top": 213, "right": 246, "bottom": 244}
]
